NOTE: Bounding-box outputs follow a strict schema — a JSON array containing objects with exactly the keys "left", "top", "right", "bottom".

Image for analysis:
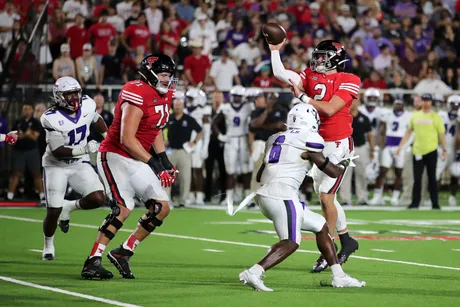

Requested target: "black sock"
[{"left": 339, "top": 232, "right": 350, "bottom": 246}]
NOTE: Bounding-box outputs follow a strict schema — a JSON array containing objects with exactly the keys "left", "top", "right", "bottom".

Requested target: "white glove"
[
  {"left": 217, "top": 133, "right": 228, "bottom": 143},
  {"left": 85, "top": 140, "right": 100, "bottom": 154}
]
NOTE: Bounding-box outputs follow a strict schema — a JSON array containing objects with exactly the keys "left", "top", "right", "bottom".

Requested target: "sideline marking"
[
  {"left": 0, "top": 276, "right": 142, "bottom": 307},
  {"left": 1, "top": 214, "right": 460, "bottom": 272}
]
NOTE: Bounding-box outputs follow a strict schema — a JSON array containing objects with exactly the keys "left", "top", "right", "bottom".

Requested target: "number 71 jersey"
[
  {"left": 100, "top": 80, "right": 173, "bottom": 159},
  {"left": 300, "top": 68, "right": 361, "bottom": 142},
  {"left": 41, "top": 95, "right": 98, "bottom": 167}
]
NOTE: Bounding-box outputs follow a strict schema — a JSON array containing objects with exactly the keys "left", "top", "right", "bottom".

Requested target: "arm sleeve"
[
  {"left": 305, "top": 132, "right": 325, "bottom": 153},
  {"left": 334, "top": 74, "right": 361, "bottom": 105},
  {"left": 270, "top": 50, "right": 301, "bottom": 86}
]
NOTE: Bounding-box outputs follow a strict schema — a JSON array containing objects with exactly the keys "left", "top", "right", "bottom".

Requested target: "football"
[{"left": 262, "top": 23, "right": 287, "bottom": 45}]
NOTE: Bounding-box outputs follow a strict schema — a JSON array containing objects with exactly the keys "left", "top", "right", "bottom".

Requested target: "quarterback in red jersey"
[
  {"left": 81, "top": 54, "right": 179, "bottom": 280},
  {"left": 269, "top": 39, "right": 360, "bottom": 273}
]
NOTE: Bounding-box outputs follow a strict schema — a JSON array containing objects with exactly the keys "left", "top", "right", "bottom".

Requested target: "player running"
[
  {"left": 369, "top": 99, "right": 412, "bottom": 206},
  {"left": 41, "top": 77, "right": 108, "bottom": 260},
  {"left": 81, "top": 54, "right": 178, "bottom": 280},
  {"left": 184, "top": 87, "right": 211, "bottom": 206},
  {"left": 233, "top": 104, "right": 365, "bottom": 291},
  {"left": 269, "top": 39, "right": 360, "bottom": 272},
  {"left": 212, "top": 85, "right": 254, "bottom": 206},
  {"left": 436, "top": 95, "right": 460, "bottom": 206}
]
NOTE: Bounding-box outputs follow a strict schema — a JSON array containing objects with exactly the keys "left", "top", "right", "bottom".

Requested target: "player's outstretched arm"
[
  {"left": 0, "top": 131, "right": 18, "bottom": 145},
  {"left": 270, "top": 40, "right": 304, "bottom": 91},
  {"left": 304, "top": 151, "right": 346, "bottom": 178}
]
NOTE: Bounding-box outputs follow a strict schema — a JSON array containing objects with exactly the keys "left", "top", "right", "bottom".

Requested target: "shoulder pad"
[{"left": 305, "top": 132, "right": 325, "bottom": 153}]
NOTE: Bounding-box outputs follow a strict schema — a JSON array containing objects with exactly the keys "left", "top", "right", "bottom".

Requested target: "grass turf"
[{"left": 0, "top": 207, "right": 459, "bottom": 307}]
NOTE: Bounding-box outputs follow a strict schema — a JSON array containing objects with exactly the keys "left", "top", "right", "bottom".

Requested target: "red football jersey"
[
  {"left": 100, "top": 80, "right": 173, "bottom": 159},
  {"left": 300, "top": 68, "right": 360, "bottom": 141}
]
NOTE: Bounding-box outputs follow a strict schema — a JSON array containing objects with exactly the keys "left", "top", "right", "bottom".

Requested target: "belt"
[{"left": 59, "top": 158, "right": 81, "bottom": 164}]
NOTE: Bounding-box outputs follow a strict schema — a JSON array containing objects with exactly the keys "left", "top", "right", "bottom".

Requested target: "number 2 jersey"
[
  {"left": 257, "top": 128, "right": 324, "bottom": 199},
  {"left": 100, "top": 80, "right": 174, "bottom": 159},
  {"left": 300, "top": 68, "right": 360, "bottom": 141},
  {"left": 41, "top": 96, "right": 99, "bottom": 167}
]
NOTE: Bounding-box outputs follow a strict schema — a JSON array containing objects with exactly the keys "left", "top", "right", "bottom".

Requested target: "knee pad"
[
  {"left": 139, "top": 200, "right": 164, "bottom": 232},
  {"left": 99, "top": 200, "right": 123, "bottom": 240}
]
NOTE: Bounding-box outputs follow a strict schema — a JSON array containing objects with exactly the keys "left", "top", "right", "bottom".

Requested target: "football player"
[
  {"left": 184, "top": 87, "right": 211, "bottom": 205},
  {"left": 437, "top": 95, "right": 460, "bottom": 206},
  {"left": 212, "top": 85, "right": 254, "bottom": 206},
  {"left": 236, "top": 104, "right": 365, "bottom": 291},
  {"left": 81, "top": 54, "right": 178, "bottom": 280},
  {"left": 369, "top": 99, "right": 412, "bottom": 206},
  {"left": 41, "top": 77, "right": 108, "bottom": 261},
  {"left": 358, "top": 88, "right": 386, "bottom": 144},
  {"left": 270, "top": 39, "right": 360, "bottom": 272}
]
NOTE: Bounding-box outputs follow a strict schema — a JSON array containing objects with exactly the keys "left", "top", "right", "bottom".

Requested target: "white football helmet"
[
  {"left": 185, "top": 87, "right": 206, "bottom": 107},
  {"left": 363, "top": 88, "right": 381, "bottom": 107},
  {"left": 286, "top": 103, "right": 320, "bottom": 132},
  {"left": 365, "top": 159, "right": 379, "bottom": 181},
  {"left": 291, "top": 97, "right": 302, "bottom": 108},
  {"left": 53, "top": 76, "right": 82, "bottom": 112},
  {"left": 447, "top": 95, "right": 460, "bottom": 114},
  {"left": 230, "top": 85, "right": 246, "bottom": 105},
  {"left": 245, "top": 87, "right": 264, "bottom": 99}
]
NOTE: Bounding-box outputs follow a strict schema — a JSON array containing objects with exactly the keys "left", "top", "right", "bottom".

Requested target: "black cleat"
[
  {"left": 81, "top": 256, "right": 114, "bottom": 280},
  {"left": 42, "top": 253, "right": 55, "bottom": 261},
  {"left": 107, "top": 245, "right": 135, "bottom": 279},
  {"left": 58, "top": 220, "right": 70, "bottom": 233},
  {"left": 338, "top": 237, "right": 359, "bottom": 265}
]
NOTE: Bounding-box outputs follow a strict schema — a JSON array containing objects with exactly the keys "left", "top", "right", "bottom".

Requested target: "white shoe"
[
  {"left": 390, "top": 198, "right": 399, "bottom": 206},
  {"left": 195, "top": 192, "right": 205, "bottom": 206},
  {"left": 239, "top": 269, "right": 273, "bottom": 292},
  {"left": 332, "top": 274, "right": 366, "bottom": 288},
  {"left": 369, "top": 196, "right": 383, "bottom": 206},
  {"left": 448, "top": 195, "right": 457, "bottom": 206},
  {"left": 42, "top": 246, "right": 55, "bottom": 261}
]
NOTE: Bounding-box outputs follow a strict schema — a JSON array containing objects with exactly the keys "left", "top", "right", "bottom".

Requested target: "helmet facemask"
[
  {"left": 54, "top": 89, "right": 82, "bottom": 112},
  {"left": 231, "top": 94, "right": 244, "bottom": 106}
]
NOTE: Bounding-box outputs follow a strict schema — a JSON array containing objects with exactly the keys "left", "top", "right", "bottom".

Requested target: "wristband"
[
  {"left": 71, "top": 146, "right": 86, "bottom": 156},
  {"left": 299, "top": 93, "right": 311, "bottom": 104},
  {"left": 157, "top": 151, "right": 174, "bottom": 169},
  {"left": 0, "top": 134, "right": 5, "bottom": 142},
  {"left": 147, "top": 156, "right": 166, "bottom": 174},
  {"left": 318, "top": 157, "right": 329, "bottom": 171}
]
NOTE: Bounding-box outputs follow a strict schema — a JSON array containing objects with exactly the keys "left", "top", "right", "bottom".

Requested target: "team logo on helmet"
[
  {"left": 332, "top": 42, "right": 342, "bottom": 51},
  {"left": 146, "top": 56, "right": 158, "bottom": 66}
]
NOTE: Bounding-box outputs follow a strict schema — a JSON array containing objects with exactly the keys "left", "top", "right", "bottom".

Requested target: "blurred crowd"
[{"left": 1, "top": 0, "right": 460, "bottom": 102}]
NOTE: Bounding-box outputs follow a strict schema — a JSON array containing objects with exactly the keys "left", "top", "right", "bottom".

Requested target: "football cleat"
[
  {"left": 369, "top": 195, "right": 383, "bottom": 206},
  {"left": 58, "top": 220, "right": 70, "bottom": 233},
  {"left": 337, "top": 237, "right": 359, "bottom": 265},
  {"left": 312, "top": 255, "right": 328, "bottom": 273},
  {"left": 42, "top": 246, "right": 55, "bottom": 261},
  {"left": 239, "top": 269, "right": 273, "bottom": 292},
  {"left": 107, "top": 245, "right": 135, "bottom": 279},
  {"left": 390, "top": 198, "right": 399, "bottom": 207},
  {"left": 81, "top": 256, "right": 114, "bottom": 280},
  {"left": 332, "top": 274, "right": 366, "bottom": 288}
]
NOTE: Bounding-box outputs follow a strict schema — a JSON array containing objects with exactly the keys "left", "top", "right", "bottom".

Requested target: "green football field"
[{"left": 0, "top": 207, "right": 460, "bottom": 307}]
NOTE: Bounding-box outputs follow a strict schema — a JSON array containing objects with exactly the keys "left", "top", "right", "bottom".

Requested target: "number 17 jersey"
[{"left": 300, "top": 68, "right": 361, "bottom": 141}]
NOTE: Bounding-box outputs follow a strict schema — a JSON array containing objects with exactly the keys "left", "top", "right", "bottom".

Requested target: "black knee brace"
[
  {"left": 99, "top": 200, "right": 123, "bottom": 240},
  {"left": 139, "top": 200, "right": 163, "bottom": 232}
]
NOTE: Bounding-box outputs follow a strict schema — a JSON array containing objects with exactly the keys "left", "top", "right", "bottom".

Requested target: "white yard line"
[
  {"left": 29, "top": 249, "right": 43, "bottom": 253},
  {"left": 0, "top": 276, "right": 142, "bottom": 307},
  {"left": 370, "top": 249, "right": 395, "bottom": 253},
  {"left": 203, "top": 249, "right": 225, "bottom": 253},
  {"left": 1, "top": 214, "right": 460, "bottom": 272}
]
